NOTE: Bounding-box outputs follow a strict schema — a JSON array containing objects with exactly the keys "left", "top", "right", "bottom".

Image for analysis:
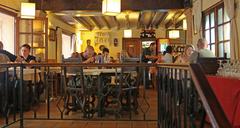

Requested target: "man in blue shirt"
[{"left": 141, "top": 42, "right": 158, "bottom": 89}]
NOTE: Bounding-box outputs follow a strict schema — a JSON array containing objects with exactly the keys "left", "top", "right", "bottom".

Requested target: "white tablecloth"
[{"left": 9, "top": 67, "right": 41, "bottom": 81}]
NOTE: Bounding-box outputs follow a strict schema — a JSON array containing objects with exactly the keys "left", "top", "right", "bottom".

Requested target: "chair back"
[{"left": 197, "top": 57, "right": 220, "bottom": 75}]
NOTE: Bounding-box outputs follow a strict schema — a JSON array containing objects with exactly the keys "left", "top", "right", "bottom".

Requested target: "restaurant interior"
[{"left": 0, "top": 0, "right": 240, "bottom": 128}]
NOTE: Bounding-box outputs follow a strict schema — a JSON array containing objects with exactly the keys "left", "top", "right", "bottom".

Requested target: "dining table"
[{"left": 65, "top": 67, "right": 137, "bottom": 117}]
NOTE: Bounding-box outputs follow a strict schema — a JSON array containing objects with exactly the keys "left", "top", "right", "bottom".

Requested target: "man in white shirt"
[{"left": 189, "top": 38, "right": 215, "bottom": 63}]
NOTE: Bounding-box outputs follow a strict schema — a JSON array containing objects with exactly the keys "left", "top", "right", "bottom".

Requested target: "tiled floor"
[
  {"left": 8, "top": 120, "right": 157, "bottom": 128},
  {"left": 1, "top": 87, "right": 158, "bottom": 128}
]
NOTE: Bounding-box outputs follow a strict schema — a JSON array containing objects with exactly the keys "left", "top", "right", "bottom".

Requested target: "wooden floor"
[{"left": 1, "top": 87, "right": 158, "bottom": 128}]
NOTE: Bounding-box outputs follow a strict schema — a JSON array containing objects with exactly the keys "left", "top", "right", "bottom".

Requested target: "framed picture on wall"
[
  {"left": 49, "top": 28, "right": 56, "bottom": 41},
  {"left": 113, "top": 38, "right": 118, "bottom": 47}
]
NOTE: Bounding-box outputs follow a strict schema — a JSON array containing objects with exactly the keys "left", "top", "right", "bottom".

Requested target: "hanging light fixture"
[
  {"left": 168, "top": 30, "right": 180, "bottom": 39},
  {"left": 183, "top": 19, "right": 187, "bottom": 30},
  {"left": 102, "top": 0, "right": 121, "bottom": 16},
  {"left": 124, "top": 29, "right": 132, "bottom": 38},
  {"left": 21, "top": 2, "right": 36, "bottom": 19}
]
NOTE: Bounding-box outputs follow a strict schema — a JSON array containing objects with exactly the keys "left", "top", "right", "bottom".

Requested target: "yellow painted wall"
[{"left": 81, "top": 27, "right": 166, "bottom": 58}]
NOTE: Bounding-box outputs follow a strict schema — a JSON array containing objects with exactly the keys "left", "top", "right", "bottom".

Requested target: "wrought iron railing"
[
  {"left": 0, "top": 63, "right": 156, "bottom": 128},
  {"left": 0, "top": 63, "right": 231, "bottom": 128}
]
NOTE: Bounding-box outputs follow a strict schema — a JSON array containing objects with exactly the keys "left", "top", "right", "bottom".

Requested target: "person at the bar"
[
  {"left": 162, "top": 45, "right": 173, "bottom": 63},
  {"left": 20, "top": 44, "right": 36, "bottom": 63},
  {"left": 175, "top": 45, "right": 194, "bottom": 64},
  {"left": 0, "top": 41, "right": 22, "bottom": 62},
  {"left": 142, "top": 42, "right": 158, "bottom": 63},
  {"left": 189, "top": 38, "right": 215, "bottom": 63},
  {"left": 142, "top": 42, "right": 158, "bottom": 89}
]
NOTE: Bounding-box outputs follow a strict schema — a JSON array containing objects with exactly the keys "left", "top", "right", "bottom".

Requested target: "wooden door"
[{"left": 122, "top": 38, "right": 141, "bottom": 58}]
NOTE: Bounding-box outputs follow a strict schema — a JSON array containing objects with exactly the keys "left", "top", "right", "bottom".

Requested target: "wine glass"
[{"left": 217, "top": 60, "right": 223, "bottom": 76}]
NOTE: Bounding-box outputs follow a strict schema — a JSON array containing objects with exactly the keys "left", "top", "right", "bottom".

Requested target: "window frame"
[{"left": 202, "top": 2, "right": 231, "bottom": 58}]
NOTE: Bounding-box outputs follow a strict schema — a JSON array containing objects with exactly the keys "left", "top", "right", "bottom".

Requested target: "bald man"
[{"left": 189, "top": 38, "right": 215, "bottom": 63}]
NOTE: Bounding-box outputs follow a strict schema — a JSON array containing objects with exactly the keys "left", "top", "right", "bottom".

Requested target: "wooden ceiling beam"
[
  {"left": 113, "top": 17, "right": 120, "bottom": 30},
  {"left": 30, "top": 0, "right": 186, "bottom": 11},
  {"left": 155, "top": 12, "right": 168, "bottom": 28},
  {"left": 125, "top": 13, "right": 130, "bottom": 29},
  {"left": 147, "top": 11, "right": 157, "bottom": 29},
  {"left": 89, "top": 16, "right": 102, "bottom": 29},
  {"left": 73, "top": 17, "right": 93, "bottom": 30},
  {"left": 175, "top": 20, "right": 183, "bottom": 28},
  {"left": 165, "top": 20, "right": 173, "bottom": 29},
  {"left": 102, "top": 16, "right": 111, "bottom": 29},
  {"left": 137, "top": 12, "right": 143, "bottom": 29},
  {"left": 165, "top": 10, "right": 184, "bottom": 28}
]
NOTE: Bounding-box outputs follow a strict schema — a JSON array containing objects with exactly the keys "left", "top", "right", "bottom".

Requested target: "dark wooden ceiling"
[
  {"left": 29, "top": 0, "right": 188, "bottom": 30},
  {"left": 50, "top": 10, "right": 185, "bottom": 31},
  {"left": 30, "top": 0, "right": 189, "bottom": 11}
]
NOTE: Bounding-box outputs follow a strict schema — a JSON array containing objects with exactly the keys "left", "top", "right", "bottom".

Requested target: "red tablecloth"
[{"left": 207, "top": 75, "right": 240, "bottom": 128}]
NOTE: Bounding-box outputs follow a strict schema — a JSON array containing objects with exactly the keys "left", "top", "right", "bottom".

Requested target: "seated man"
[
  {"left": 20, "top": 44, "right": 36, "bottom": 63},
  {"left": 189, "top": 38, "right": 215, "bottom": 63},
  {"left": 98, "top": 47, "right": 110, "bottom": 63}
]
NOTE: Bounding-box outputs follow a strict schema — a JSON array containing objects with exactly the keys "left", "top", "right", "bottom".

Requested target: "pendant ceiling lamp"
[
  {"left": 168, "top": 30, "right": 180, "bottom": 39},
  {"left": 102, "top": 0, "right": 121, "bottom": 16},
  {"left": 124, "top": 29, "right": 132, "bottom": 38},
  {"left": 21, "top": 2, "right": 36, "bottom": 19}
]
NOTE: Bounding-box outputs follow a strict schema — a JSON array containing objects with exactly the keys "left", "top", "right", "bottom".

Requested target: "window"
[
  {"left": 0, "top": 12, "right": 15, "bottom": 54},
  {"left": 203, "top": 3, "right": 230, "bottom": 58},
  {"left": 62, "top": 33, "right": 72, "bottom": 58}
]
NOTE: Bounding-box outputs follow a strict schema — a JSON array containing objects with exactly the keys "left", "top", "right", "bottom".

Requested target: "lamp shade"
[
  {"left": 124, "top": 29, "right": 132, "bottom": 38},
  {"left": 168, "top": 30, "right": 180, "bottom": 39},
  {"left": 102, "top": 0, "right": 121, "bottom": 16},
  {"left": 21, "top": 2, "right": 36, "bottom": 19}
]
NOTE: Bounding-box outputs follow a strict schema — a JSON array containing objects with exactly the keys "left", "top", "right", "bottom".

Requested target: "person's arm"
[
  {"left": 82, "top": 57, "right": 94, "bottom": 63},
  {"left": 174, "top": 55, "right": 182, "bottom": 64},
  {"left": 3, "top": 50, "right": 17, "bottom": 62},
  {"left": 27, "top": 56, "right": 37, "bottom": 64}
]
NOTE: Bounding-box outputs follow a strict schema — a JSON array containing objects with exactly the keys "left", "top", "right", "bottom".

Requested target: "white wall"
[{"left": 0, "top": 12, "right": 15, "bottom": 54}]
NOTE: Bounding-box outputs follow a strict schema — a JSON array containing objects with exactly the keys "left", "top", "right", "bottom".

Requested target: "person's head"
[
  {"left": 0, "top": 41, "right": 3, "bottom": 50},
  {"left": 184, "top": 45, "right": 194, "bottom": 56},
  {"left": 71, "top": 52, "right": 79, "bottom": 58},
  {"left": 99, "top": 45, "right": 105, "bottom": 51},
  {"left": 83, "top": 46, "right": 95, "bottom": 58},
  {"left": 165, "top": 46, "right": 173, "bottom": 54},
  {"left": 149, "top": 42, "right": 156, "bottom": 51},
  {"left": 197, "top": 38, "right": 208, "bottom": 50},
  {"left": 102, "top": 48, "right": 109, "bottom": 56},
  {"left": 86, "top": 39, "right": 91, "bottom": 46},
  {"left": 21, "top": 44, "right": 31, "bottom": 57}
]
